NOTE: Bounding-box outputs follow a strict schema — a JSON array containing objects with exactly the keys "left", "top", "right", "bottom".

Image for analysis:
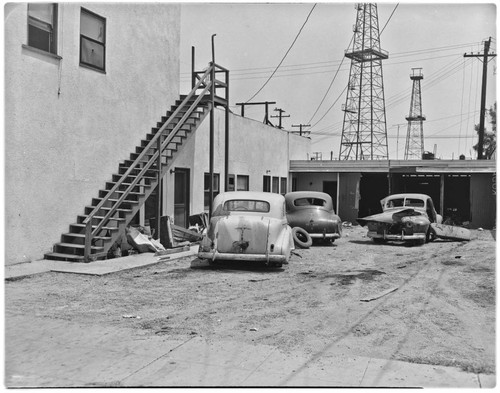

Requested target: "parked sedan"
[
  {"left": 357, "top": 193, "right": 442, "bottom": 245},
  {"left": 198, "top": 191, "right": 294, "bottom": 267},
  {"left": 285, "top": 191, "right": 342, "bottom": 245}
]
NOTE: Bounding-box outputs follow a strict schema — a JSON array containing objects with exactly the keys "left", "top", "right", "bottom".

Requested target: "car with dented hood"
[
  {"left": 357, "top": 193, "right": 443, "bottom": 245},
  {"left": 285, "top": 191, "right": 342, "bottom": 243},
  {"left": 198, "top": 191, "right": 294, "bottom": 266}
]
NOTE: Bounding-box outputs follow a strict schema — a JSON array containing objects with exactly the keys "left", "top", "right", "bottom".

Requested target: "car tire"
[{"left": 292, "top": 227, "right": 313, "bottom": 249}]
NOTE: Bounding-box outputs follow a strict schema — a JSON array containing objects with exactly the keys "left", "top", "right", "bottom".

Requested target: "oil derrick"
[
  {"left": 339, "top": 3, "right": 389, "bottom": 160},
  {"left": 404, "top": 68, "right": 426, "bottom": 160}
]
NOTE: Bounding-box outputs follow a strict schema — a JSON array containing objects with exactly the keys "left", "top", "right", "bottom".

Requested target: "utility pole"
[
  {"left": 209, "top": 34, "right": 216, "bottom": 217},
  {"left": 291, "top": 124, "right": 311, "bottom": 136},
  {"left": 270, "top": 108, "right": 290, "bottom": 129},
  {"left": 464, "top": 37, "right": 496, "bottom": 159},
  {"left": 235, "top": 101, "right": 276, "bottom": 126}
]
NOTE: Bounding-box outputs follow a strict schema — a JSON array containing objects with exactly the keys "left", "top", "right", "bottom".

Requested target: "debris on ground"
[
  {"left": 126, "top": 226, "right": 166, "bottom": 254},
  {"left": 360, "top": 286, "right": 399, "bottom": 302}
]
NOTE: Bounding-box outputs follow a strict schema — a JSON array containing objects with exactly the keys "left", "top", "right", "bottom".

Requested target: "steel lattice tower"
[
  {"left": 404, "top": 68, "right": 426, "bottom": 159},
  {"left": 339, "top": 3, "right": 389, "bottom": 160}
]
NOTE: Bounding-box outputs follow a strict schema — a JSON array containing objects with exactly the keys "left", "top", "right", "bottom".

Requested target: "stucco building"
[{"left": 5, "top": 3, "right": 310, "bottom": 265}]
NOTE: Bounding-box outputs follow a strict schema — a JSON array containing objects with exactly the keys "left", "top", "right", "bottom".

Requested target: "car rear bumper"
[
  {"left": 198, "top": 251, "right": 288, "bottom": 263},
  {"left": 367, "top": 231, "right": 426, "bottom": 241}
]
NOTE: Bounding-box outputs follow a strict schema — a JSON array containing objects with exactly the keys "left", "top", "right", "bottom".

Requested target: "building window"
[
  {"left": 204, "top": 173, "right": 220, "bottom": 211},
  {"left": 80, "top": 8, "right": 106, "bottom": 72},
  {"left": 280, "top": 177, "right": 287, "bottom": 195},
  {"left": 227, "top": 174, "right": 235, "bottom": 191},
  {"left": 237, "top": 175, "right": 249, "bottom": 191},
  {"left": 263, "top": 175, "right": 271, "bottom": 192},
  {"left": 272, "top": 177, "right": 279, "bottom": 193},
  {"left": 27, "top": 3, "right": 57, "bottom": 54}
]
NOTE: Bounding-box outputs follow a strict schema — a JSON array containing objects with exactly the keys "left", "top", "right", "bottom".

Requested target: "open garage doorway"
[
  {"left": 322, "top": 181, "right": 338, "bottom": 212},
  {"left": 443, "top": 174, "right": 471, "bottom": 225},
  {"left": 358, "top": 173, "right": 389, "bottom": 217}
]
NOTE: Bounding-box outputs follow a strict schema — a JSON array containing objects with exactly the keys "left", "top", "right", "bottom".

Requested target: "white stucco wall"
[
  {"left": 165, "top": 108, "right": 311, "bottom": 218},
  {"left": 5, "top": 3, "right": 180, "bottom": 264}
]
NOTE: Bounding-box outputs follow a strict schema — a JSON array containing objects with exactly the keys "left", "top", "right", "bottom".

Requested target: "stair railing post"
[
  {"left": 156, "top": 136, "right": 162, "bottom": 240},
  {"left": 84, "top": 220, "right": 92, "bottom": 262}
]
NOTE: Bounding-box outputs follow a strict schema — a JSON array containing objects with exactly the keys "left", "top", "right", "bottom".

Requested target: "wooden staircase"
[{"left": 44, "top": 66, "right": 219, "bottom": 262}]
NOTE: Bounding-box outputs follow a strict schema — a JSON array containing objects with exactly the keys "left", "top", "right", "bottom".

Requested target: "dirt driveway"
[{"left": 5, "top": 225, "right": 496, "bottom": 380}]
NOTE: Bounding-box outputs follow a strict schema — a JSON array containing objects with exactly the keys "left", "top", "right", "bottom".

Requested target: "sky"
[{"left": 180, "top": 1, "right": 497, "bottom": 160}]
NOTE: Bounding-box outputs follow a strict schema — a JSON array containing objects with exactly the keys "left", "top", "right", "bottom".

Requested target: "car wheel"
[{"left": 292, "top": 227, "right": 313, "bottom": 249}]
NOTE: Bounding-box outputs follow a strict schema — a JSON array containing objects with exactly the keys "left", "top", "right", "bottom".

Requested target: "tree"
[{"left": 473, "top": 102, "right": 496, "bottom": 159}]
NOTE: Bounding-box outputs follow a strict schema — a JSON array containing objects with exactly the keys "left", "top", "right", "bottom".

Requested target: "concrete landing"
[{"left": 5, "top": 246, "right": 198, "bottom": 279}]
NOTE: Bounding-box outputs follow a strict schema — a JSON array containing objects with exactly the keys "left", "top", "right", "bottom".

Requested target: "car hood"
[{"left": 357, "top": 208, "right": 425, "bottom": 226}]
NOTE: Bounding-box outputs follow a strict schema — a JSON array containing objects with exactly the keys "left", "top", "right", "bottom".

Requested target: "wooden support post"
[
  {"left": 440, "top": 174, "right": 445, "bottom": 218},
  {"left": 84, "top": 220, "right": 92, "bottom": 263},
  {"left": 156, "top": 137, "right": 162, "bottom": 240}
]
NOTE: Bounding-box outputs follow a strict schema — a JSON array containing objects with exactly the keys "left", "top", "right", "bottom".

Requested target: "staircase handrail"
[{"left": 83, "top": 65, "right": 214, "bottom": 260}]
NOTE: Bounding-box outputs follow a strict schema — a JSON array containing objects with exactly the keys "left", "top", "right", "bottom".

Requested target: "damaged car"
[
  {"left": 357, "top": 193, "right": 471, "bottom": 245},
  {"left": 285, "top": 191, "right": 342, "bottom": 247},
  {"left": 198, "top": 191, "right": 294, "bottom": 267}
]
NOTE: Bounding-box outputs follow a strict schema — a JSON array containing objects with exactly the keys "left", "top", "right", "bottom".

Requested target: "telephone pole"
[
  {"left": 291, "top": 124, "right": 311, "bottom": 136},
  {"left": 271, "top": 108, "right": 290, "bottom": 129},
  {"left": 464, "top": 37, "right": 496, "bottom": 159}
]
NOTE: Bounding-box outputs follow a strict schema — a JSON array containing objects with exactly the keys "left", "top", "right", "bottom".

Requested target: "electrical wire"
[
  {"left": 245, "top": 3, "right": 317, "bottom": 103},
  {"left": 306, "top": 34, "right": 354, "bottom": 125},
  {"left": 380, "top": 3, "right": 399, "bottom": 36}
]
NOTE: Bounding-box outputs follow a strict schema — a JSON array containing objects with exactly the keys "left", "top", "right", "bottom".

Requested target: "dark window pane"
[
  {"left": 263, "top": 175, "right": 271, "bottom": 192},
  {"left": 28, "top": 23, "right": 51, "bottom": 52},
  {"left": 80, "top": 36, "right": 104, "bottom": 69}
]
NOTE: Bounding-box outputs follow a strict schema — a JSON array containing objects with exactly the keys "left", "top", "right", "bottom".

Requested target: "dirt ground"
[{"left": 5, "top": 225, "right": 496, "bottom": 375}]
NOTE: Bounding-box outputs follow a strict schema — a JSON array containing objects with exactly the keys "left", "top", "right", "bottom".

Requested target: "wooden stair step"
[
  {"left": 56, "top": 242, "right": 104, "bottom": 251},
  {"left": 64, "top": 233, "right": 111, "bottom": 241},
  {"left": 44, "top": 252, "right": 85, "bottom": 261}
]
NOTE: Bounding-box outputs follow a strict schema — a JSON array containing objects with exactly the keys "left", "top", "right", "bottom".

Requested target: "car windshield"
[
  {"left": 294, "top": 198, "right": 327, "bottom": 207},
  {"left": 224, "top": 199, "right": 270, "bottom": 212},
  {"left": 386, "top": 197, "right": 425, "bottom": 208}
]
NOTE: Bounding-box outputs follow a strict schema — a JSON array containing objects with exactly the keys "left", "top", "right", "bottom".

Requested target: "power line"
[
  {"left": 306, "top": 34, "right": 354, "bottom": 125},
  {"left": 245, "top": 3, "right": 317, "bottom": 103},
  {"left": 380, "top": 3, "right": 399, "bottom": 36},
  {"left": 181, "top": 39, "right": 482, "bottom": 79}
]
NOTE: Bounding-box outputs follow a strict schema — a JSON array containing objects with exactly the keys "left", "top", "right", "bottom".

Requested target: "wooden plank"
[{"left": 360, "top": 286, "right": 399, "bottom": 302}]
